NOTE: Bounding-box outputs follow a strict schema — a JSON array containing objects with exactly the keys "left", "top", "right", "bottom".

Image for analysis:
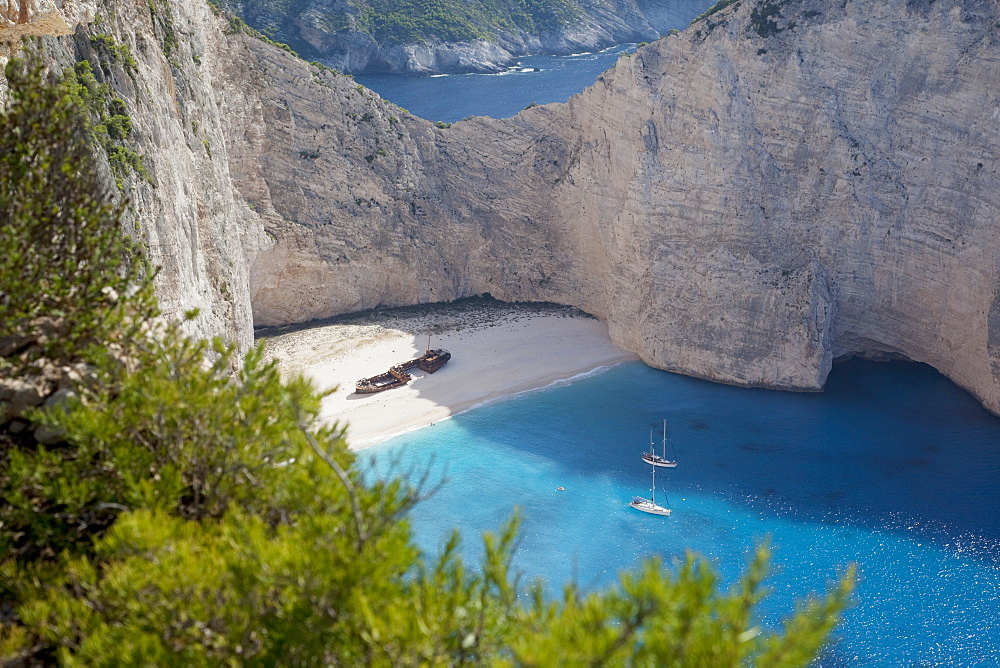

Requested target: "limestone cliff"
[
  {"left": 228, "top": 0, "right": 1000, "bottom": 412},
  {"left": 2, "top": 0, "right": 266, "bottom": 351},
  {"left": 3, "top": 0, "right": 1000, "bottom": 415},
  {"left": 0, "top": 0, "right": 95, "bottom": 51}
]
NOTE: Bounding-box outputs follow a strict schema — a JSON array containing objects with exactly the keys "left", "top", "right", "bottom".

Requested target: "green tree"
[
  {"left": 1, "top": 57, "right": 854, "bottom": 665},
  {"left": 0, "top": 59, "right": 156, "bottom": 376}
]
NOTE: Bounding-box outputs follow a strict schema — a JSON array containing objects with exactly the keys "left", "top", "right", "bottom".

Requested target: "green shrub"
[
  {"left": 689, "top": 0, "right": 740, "bottom": 26},
  {"left": 1, "top": 56, "right": 854, "bottom": 666},
  {"left": 0, "top": 59, "right": 156, "bottom": 377},
  {"left": 89, "top": 33, "right": 139, "bottom": 74},
  {"left": 62, "top": 60, "right": 149, "bottom": 187}
]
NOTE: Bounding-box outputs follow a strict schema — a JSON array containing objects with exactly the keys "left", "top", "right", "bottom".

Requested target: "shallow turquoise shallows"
[
  {"left": 361, "top": 360, "right": 1000, "bottom": 665},
  {"left": 350, "top": 16, "right": 1000, "bottom": 662}
]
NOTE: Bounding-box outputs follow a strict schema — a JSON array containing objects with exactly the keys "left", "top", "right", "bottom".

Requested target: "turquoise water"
[
  {"left": 349, "top": 14, "right": 1000, "bottom": 661},
  {"left": 363, "top": 360, "right": 1000, "bottom": 664}
]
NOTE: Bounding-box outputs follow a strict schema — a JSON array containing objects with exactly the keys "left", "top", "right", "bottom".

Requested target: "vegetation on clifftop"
[
  {"left": 356, "top": 0, "right": 581, "bottom": 44},
  {"left": 208, "top": 0, "right": 585, "bottom": 60},
  {"left": 690, "top": 0, "right": 740, "bottom": 25},
  {"left": 1, "top": 58, "right": 854, "bottom": 665}
]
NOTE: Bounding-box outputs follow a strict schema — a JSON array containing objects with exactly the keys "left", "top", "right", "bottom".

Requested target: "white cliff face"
[
  {"left": 3, "top": 0, "right": 1000, "bottom": 415},
  {"left": 1, "top": 0, "right": 266, "bottom": 350},
  {"left": 379, "top": 39, "right": 517, "bottom": 75},
  {"left": 228, "top": 0, "right": 1000, "bottom": 412},
  {"left": 527, "top": 0, "right": 1000, "bottom": 405}
]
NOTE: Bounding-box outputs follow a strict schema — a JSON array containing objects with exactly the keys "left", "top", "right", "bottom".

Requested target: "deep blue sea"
[
  {"left": 351, "top": 16, "right": 1000, "bottom": 664},
  {"left": 364, "top": 360, "right": 1000, "bottom": 664},
  {"left": 354, "top": 1, "right": 711, "bottom": 124},
  {"left": 355, "top": 44, "right": 636, "bottom": 124}
]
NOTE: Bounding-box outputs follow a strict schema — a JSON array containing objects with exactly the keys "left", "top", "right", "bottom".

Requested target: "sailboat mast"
[{"left": 651, "top": 462, "right": 656, "bottom": 504}]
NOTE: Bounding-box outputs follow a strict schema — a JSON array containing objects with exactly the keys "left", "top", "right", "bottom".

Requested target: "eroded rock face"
[
  {"left": 542, "top": 0, "right": 999, "bottom": 409},
  {"left": 3, "top": 0, "right": 1000, "bottom": 416},
  {"left": 0, "top": 0, "right": 96, "bottom": 94},
  {"left": 2, "top": 0, "right": 266, "bottom": 351},
  {"left": 228, "top": 0, "right": 1000, "bottom": 411}
]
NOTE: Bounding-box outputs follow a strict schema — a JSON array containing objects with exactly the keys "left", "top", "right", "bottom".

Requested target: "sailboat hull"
[
  {"left": 629, "top": 498, "right": 671, "bottom": 516},
  {"left": 641, "top": 453, "right": 677, "bottom": 468},
  {"left": 639, "top": 420, "right": 678, "bottom": 468}
]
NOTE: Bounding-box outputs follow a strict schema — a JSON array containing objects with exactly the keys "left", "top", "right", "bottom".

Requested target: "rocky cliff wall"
[
  {"left": 3, "top": 0, "right": 1000, "bottom": 414},
  {"left": 230, "top": 0, "right": 1000, "bottom": 412},
  {"left": 211, "top": 0, "right": 690, "bottom": 74},
  {"left": 571, "top": 0, "right": 999, "bottom": 405},
  {"left": 2, "top": 0, "right": 267, "bottom": 351},
  {"left": 0, "top": 0, "right": 95, "bottom": 51}
]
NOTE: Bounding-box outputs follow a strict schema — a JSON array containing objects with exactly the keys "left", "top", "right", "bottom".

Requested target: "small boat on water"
[
  {"left": 641, "top": 419, "right": 677, "bottom": 468},
  {"left": 630, "top": 448, "right": 671, "bottom": 516}
]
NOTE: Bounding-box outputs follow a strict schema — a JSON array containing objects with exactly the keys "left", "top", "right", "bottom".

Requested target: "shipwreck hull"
[
  {"left": 417, "top": 350, "right": 451, "bottom": 373},
  {"left": 355, "top": 349, "right": 451, "bottom": 394}
]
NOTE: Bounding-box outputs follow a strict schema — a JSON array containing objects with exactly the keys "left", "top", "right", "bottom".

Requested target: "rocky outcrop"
[
  {"left": 369, "top": 38, "right": 518, "bottom": 75},
  {"left": 0, "top": 0, "right": 96, "bottom": 50},
  {"left": 0, "top": 317, "right": 92, "bottom": 443},
  {"left": 1, "top": 0, "right": 96, "bottom": 94},
  {"left": 3, "top": 0, "right": 1000, "bottom": 416}
]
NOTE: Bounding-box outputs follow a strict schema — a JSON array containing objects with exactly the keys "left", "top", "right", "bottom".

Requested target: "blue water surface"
[
  {"left": 347, "top": 9, "right": 1000, "bottom": 661},
  {"left": 355, "top": 45, "right": 635, "bottom": 124},
  {"left": 363, "top": 360, "right": 1000, "bottom": 665},
  {"left": 353, "top": 0, "right": 711, "bottom": 123}
]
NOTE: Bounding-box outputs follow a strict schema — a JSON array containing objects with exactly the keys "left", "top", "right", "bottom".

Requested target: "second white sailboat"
[{"left": 641, "top": 419, "right": 677, "bottom": 468}]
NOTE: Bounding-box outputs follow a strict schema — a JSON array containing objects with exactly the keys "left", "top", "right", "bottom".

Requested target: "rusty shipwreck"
[{"left": 354, "top": 347, "right": 451, "bottom": 394}]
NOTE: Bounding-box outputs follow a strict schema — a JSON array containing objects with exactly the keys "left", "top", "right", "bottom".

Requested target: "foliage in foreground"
[
  {"left": 0, "top": 59, "right": 155, "bottom": 377},
  {"left": 0, "top": 57, "right": 854, "bottom": 665}
]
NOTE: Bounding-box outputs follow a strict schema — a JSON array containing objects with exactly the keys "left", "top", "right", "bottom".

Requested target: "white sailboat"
[
  {"left": 630, "top": 445, "right": 671, "bottom": 516},
  {"left": 641, "top": 419, "right": 677, "bottom": 468}
]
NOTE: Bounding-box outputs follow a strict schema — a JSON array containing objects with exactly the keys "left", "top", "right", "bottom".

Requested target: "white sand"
[{"left": 262, "top": 302, "right": 638, "bottom": 448}]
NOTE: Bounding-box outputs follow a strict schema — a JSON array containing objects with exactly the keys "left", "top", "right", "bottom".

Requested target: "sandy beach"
[{"left": 261, "top": 300, "right": 638, "bottom": 449}]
